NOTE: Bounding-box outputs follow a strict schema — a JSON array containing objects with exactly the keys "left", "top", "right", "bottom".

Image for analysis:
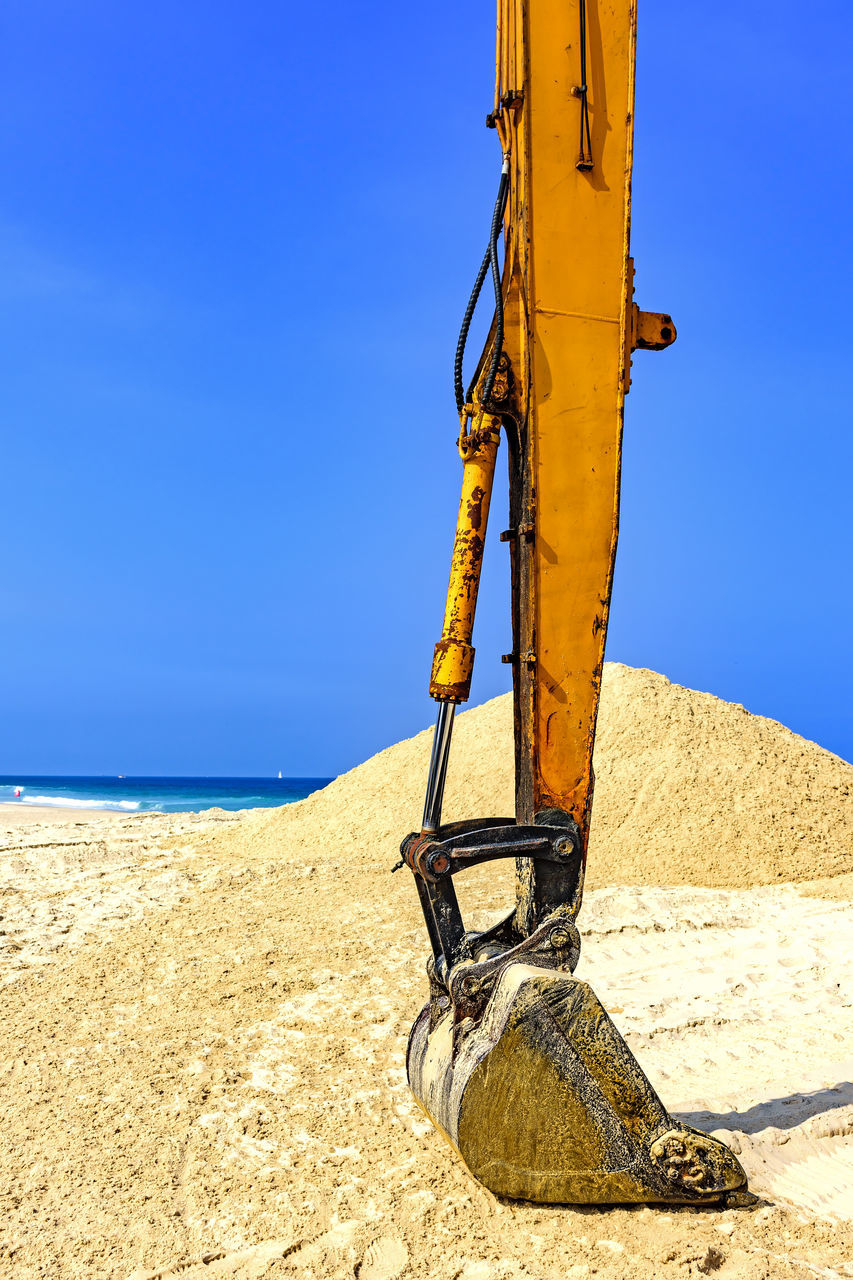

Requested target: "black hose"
[
  {"left": 477, "top": 167, "right": 509, "bottom": 408},
  {"left": 454, "top": 248, "right": 491, "bottom": 413},
  {"left": 454, "top": 165, "right": 510, "bottom": 415}
]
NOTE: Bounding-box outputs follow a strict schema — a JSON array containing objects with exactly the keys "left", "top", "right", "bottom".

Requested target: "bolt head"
[{"left": 426, "top": 851, "right": 450, "bottom": 876}]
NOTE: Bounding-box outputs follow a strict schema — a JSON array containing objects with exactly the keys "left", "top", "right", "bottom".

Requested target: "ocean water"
[{"left": 0, "top": 776, "right": 333, "bottom": 815}]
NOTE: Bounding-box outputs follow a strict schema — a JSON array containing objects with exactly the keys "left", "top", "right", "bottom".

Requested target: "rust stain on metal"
[{"left": 466, "top": 485, "right": 486, "bottom": 530}]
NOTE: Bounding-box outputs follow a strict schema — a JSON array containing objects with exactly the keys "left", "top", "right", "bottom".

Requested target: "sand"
[
  {"left": 0, "top": 805, "right": 130, "bottom": 825},
  {"left": 1, "top": 664, "right": 852, "bottom": 1279}
]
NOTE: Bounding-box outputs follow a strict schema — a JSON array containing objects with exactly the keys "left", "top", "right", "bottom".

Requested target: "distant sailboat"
[{"left": 277, "top": 771, "right": 282, "bottom": 779}]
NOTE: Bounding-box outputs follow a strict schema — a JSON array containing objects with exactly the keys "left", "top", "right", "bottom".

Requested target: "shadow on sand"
[{"left": 675, "top": 1081, "right": 853, "bottom": 1135}]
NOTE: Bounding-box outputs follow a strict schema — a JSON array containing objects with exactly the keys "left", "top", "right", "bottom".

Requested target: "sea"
[{"left": 0, "top": 776, "right": 333, "bottom": 815}]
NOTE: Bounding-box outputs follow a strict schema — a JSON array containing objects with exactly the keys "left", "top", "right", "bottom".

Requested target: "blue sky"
[{"left": 1, "top": 1, "right": 850, "bottom": 776}]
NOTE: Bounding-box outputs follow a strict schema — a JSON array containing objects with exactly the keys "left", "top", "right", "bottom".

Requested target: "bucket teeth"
[{"left": 407, "top": 961, "right": 747, "bottom": 1205}]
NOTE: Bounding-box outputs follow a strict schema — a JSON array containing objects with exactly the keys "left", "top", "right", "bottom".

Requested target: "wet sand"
[{"left": 0, "top": 804, "right": 131, "bottom": 825}]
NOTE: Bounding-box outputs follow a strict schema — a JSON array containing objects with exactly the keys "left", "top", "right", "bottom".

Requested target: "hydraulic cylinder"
[{"left": 428, "top": 416, "right": 501, "bottom": 705}]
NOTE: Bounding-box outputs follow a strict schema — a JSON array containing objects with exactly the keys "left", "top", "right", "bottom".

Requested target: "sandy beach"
[
  {"left": 1, "top": 665, "right": 852, "bottom": 1279},
  {"left": 0, "top": 805, "right": 132, "bottom": 825}
]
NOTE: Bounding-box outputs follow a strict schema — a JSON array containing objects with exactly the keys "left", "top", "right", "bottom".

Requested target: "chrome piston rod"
[{"left": 421, "top": 700, "right": 456, "bottom": 833}]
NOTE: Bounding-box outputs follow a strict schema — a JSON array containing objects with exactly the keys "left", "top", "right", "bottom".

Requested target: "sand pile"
[
  {"left": 228, "top": 662, "right": 853, "bottom": 890},
  {"left": 1, "top": 665, "right": 852, "bottom": 1280}
]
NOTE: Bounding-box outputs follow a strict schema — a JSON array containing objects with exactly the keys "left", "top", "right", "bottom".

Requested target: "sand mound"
[
  {"left": 234, "top": 663, "right": 853, "bottom": 889},
  {"left": 2, "top": 665, "right": 852, "bottom": 1279}
]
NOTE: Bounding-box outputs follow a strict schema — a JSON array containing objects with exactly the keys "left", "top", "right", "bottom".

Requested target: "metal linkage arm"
[{"left": 401, "top": 817, "right": 582, "bottom": 986}]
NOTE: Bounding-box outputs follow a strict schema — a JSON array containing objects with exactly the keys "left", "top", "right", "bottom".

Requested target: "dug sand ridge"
[{"left": 1, "top": 664, "right": 852, "bottom": 1279}]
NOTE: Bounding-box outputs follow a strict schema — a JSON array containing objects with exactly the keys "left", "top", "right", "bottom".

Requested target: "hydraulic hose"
[
  {"left": 454, "top": 248, "right": 491, "bottom": 414},
  {"left": 454, "top": 160, "right": 510, "bottom": 415},
  {"left": 478, "top": 158, "right": 509, "bottom": 408}
]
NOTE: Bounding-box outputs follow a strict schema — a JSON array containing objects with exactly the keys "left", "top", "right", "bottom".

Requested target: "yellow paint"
[
  {"left": 497, "top": 1, "right": 669, "bottom": 877},
  {"left": 429, "top": 415, "right": 502, "bottom": 703}
]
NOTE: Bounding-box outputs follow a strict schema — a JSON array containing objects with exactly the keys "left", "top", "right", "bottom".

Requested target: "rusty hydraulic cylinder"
[{"left": 429, "top": 415, "right": 501, "bottom": 704}]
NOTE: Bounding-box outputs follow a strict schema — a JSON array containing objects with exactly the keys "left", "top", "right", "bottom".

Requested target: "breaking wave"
[{"left": 2, "top": 790, "right": 140, "bottom": 812}]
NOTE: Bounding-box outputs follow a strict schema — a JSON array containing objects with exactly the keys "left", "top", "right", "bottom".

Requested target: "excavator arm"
[{"left": 399, "top": 1, "right": 747, "bottom": 1205}]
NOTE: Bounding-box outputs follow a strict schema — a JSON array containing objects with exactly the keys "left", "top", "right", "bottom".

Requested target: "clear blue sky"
[{"left": 1, "top": 1, "right": 851, "bottom": 776}]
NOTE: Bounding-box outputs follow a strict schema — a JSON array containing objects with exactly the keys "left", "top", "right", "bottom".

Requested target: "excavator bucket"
[
  {"left": 408, "top": 964, "right": 747, "bottom": 1205},
  {"left": 400, "top": 818, "right": 748, "bottom": 1206}
]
